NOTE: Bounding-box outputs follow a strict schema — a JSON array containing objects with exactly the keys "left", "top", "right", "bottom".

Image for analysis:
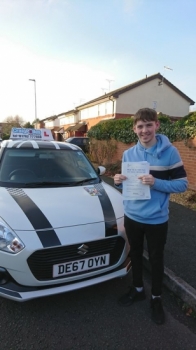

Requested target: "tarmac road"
[{"left": 0, "top": 268, "right": 196, "bottom": 350}]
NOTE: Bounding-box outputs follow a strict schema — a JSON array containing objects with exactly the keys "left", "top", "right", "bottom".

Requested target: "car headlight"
[{"left": 0, "top": 218, "right": 25, "bottom": 254}]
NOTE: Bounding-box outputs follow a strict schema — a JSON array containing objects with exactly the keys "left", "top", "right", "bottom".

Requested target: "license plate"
[{"left": 53, "top": 254, "right": 110, "bottom": 278}]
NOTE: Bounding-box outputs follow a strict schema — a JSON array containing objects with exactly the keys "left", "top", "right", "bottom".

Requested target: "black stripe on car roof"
[
  {"left": 6, "top": 188, "right": 61, "bottom": 248},
  {"left": 7, "top": 140, "right": 74, "bottom": 150},
  {"left": 10, "top": 141, "right": 58, "bottom": 149},
  {"left": 94, "top": 184, "right": 118, "bottom": 237}
]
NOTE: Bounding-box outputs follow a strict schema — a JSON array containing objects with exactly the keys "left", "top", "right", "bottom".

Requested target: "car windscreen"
[
  {"left": 0, "top": 148, "right": 99, "bottom": 188},
  {"left": 65, "top": 138, "right": 74, "bottom": 142}
]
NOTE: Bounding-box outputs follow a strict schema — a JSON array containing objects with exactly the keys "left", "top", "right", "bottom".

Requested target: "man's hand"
[
  {"left": 138, "top": 174, "right": 155, "bottom": 186},
  {"left": 114, "top": 174, "right": 127, "bottom": 185}
]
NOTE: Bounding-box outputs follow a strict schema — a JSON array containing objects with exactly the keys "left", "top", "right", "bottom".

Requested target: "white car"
[{"left": 0, "top": 128, "right": 131, "bottom": 302}]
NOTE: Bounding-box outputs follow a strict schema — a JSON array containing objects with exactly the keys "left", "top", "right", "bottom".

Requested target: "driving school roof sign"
[{"left": 10, "top": 128, "right": 54, "bottom": 141}]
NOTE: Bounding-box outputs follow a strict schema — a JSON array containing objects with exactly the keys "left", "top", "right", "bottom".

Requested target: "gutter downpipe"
[{"left": 109, "top": 96, "right": 116, "bottom": 117}]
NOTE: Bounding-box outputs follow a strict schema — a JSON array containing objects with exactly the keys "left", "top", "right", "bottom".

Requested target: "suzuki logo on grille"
[{"left": 77, "top": 244, "right": 89, "bottom": 255}]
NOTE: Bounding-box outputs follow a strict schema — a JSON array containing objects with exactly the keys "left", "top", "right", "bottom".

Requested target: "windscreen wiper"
[
  {"left": 73, "top": 177, "right": 98, "bottom": 186},
  {"left": 24, "top": 177, "right": 98, "bottom": 187},
  {"left": 23, "top": 181, "right": 74, "bottom": 187}
]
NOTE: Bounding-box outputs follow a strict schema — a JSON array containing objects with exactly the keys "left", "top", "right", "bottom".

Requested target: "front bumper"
[{"left": 0, "top": 257, "right": 131, "bottom": 302}]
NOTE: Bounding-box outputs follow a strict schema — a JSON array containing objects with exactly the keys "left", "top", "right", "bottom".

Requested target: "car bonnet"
[{"left": 0, "top": 182, "right": 124, "bottom": 231}]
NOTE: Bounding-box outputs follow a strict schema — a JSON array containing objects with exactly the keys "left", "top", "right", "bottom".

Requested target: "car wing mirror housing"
[{"left": 97, "top": 166, "right": 106, "bottom": 175}]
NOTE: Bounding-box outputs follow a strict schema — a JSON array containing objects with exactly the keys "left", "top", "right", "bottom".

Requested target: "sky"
[{"left": 0, "top": 0, "right": 196, "bottom": 124}]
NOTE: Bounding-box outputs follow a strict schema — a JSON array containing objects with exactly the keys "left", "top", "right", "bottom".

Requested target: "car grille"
[{"left": 27, "top": 236, "right": 125, "bottom": 281}]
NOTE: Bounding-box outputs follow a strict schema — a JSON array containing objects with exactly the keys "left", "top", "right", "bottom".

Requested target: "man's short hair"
[{"left": 133, "top": 108, "right": 158, "bottom": 125}]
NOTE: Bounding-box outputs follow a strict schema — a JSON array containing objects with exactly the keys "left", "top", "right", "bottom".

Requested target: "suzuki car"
[{"left": 0, "top": 128, "right": 131, "bottom": 302}]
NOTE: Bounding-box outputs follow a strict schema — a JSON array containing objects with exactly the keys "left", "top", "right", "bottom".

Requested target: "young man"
[{"left": 114, "top": 108, "right": 188, "bottom": 325}]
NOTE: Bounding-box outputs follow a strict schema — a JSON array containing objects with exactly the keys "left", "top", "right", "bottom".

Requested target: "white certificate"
[{"left": 122, "top": 161, "right": 151, "bottom": 200}]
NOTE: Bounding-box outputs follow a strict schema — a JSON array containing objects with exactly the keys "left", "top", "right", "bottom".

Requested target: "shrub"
[{"left": 88, "top": 113, "right": 196, "bottom": 144}]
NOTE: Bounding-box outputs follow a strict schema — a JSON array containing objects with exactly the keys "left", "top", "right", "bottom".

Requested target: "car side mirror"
[{"left": 97, "top": 166, "right": 106, "bottom": 175}]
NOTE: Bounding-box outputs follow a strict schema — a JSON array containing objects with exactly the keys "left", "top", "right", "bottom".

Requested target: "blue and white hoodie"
[{"left": 120, "top": 134, "right": 188, "bottom": 224}]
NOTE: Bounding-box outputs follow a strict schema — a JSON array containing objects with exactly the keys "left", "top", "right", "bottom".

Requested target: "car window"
[
  {"left": 72, "top": 138, "right": 80, "bottom": 145},
  {"left": 65, "top": 137, "right": 73, "bottom": 142},
  {"left": 0, "top": 148, "right": 98, "bottom": 187}
]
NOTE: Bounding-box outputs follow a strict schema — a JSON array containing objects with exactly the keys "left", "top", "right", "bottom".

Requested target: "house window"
[{"left": 152, "top": 101, "right": 157, "bottom": 110}]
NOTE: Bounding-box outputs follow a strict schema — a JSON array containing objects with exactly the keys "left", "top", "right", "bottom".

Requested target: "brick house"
[{"left": 41, "top": 72, "right": 195, "bottom": 140}]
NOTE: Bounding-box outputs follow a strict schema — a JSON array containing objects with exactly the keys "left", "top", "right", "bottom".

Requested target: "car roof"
[
  {"left": 2, "top": 127, "right": 83, "bottom": 151},
  {"left": 66, "top": 136, "right": 88, "bottom": 140},
  {"left": 1, "top": 139, "right": 80, "bottom": 151}
]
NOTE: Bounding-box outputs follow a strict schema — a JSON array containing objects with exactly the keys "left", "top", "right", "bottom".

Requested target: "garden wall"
[{"left": 92, "top": 138, "right": 196, "bottom": 191}]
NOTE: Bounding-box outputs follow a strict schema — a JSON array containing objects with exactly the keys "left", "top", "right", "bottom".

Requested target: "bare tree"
[{"left": 2, "top": 115, "right": 24, "bottom": 139}]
